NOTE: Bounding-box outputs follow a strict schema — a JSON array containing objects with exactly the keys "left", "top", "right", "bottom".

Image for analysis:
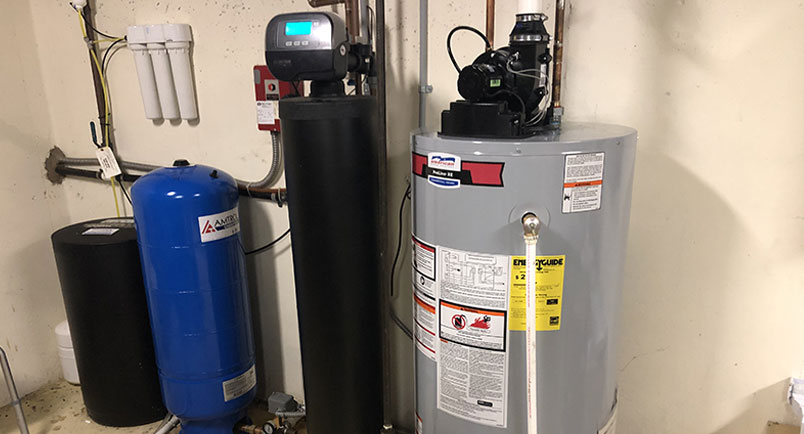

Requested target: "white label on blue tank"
[
  {"left": 427, "top": 152, "right": 461, "bottom": 189},
  {"left": 222, "top": 365, "right": 256, "bottom": 402},
  {"left": 198, "top": 206, "right": 241, "bottom": 243}
]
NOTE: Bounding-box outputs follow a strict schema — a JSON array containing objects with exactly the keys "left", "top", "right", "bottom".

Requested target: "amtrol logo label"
[{"left": 198, "top": 207, "right": 241, "bottom": 243}]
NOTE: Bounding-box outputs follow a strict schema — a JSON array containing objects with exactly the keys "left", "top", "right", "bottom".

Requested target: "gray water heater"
[{"left": 411, "top": 123, "right": 636, "bottom": 434}]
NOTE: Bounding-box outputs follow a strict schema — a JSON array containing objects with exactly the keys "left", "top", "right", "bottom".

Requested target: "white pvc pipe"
[
  {"left": 525, "top": 239, "right": 539, "bottom": 434},
  {"left": 166, "top": 41, "right": 197, "bottom": 120},
  {"left": 518, "top": 0, "right": 544, "bottom": 13},
  {"left": 522, "top": 214, "right": 542, "bottom": 434}
]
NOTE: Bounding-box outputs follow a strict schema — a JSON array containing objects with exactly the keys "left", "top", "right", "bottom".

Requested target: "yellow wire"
[
  {"left": 76, "top": 8, "right": 120, "bottom": 217},
  {"left": 110, "top": 177, "right": 121, "bottom": 217}
]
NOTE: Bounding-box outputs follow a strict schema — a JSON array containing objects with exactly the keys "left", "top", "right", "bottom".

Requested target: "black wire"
[
  {"left": 116, "top": 176, "right": 133, "bottom": 205},
  {"left": 79, "top": 8, "right": 121, "bottom": 40},
  {"left": 389, "top": 183, "right": 413, "bottom": 340},
  {"left": 391, "top": 305, "right": 413, "bottom": 340},
  {"left": 102, "top": 38, "right": 126, "bottom": 74},
  {"left": 290, "top": 81, "right": 301, "bottom": 97},
  {"left": 245, "top": 228, "right": 291, "bottom": 256},
  {"left": 446, "top": 25, "right": 492, "bottom": 73},
  {"left": 489, "top": 89, "right": 527, "bottom": 116},
  {"left": 390, "top": 184, "right": 411, "bottom": 297}
]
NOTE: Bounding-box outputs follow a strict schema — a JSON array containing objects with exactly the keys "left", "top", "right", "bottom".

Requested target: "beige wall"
[
  {"left": 0, "top": 0, "right": 71, "bottom": 407},
  {"left": 3, "top": 0, "right": 803, "bottom": 433}
]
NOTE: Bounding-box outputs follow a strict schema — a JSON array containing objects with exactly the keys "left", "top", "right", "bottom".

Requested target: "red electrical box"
[{"left": 254, "top": 65, "right": 299, "bottom": 131}]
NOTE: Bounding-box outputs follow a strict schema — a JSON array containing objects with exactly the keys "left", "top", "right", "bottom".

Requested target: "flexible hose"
[
  {"left": 244, "top": 131, "right": 283, "bottom": 192},
  {"left": 0, "top": 346, "right": 29, "bottom": 434}
]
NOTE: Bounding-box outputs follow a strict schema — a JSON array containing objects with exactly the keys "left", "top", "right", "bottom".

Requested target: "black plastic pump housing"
[{"left": 442, "top": 13, "right": 553, "bottom": 138}]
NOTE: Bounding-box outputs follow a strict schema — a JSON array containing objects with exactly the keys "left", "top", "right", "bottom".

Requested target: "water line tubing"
[
  {"left": 522, "top": 213, "right": 542, "bottom": 434},
  {"left": 0, "top": 346, "right": 30, "bottom": 434}
]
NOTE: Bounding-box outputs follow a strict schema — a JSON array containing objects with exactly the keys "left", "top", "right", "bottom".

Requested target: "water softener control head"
[{"left": 265, "top": 12, "right": 349, "bottom": 82}]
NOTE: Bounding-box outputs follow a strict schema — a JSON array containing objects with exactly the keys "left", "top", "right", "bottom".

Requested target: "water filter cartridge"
[
  {"left": 127, "top": 26, "right": 162, "bottom": 119},
  {"left": 164, "top": 24, "right": 198, "bottom": 120},
  {"left": 145, "top": 25, "right": 180, "bottom": 120}
]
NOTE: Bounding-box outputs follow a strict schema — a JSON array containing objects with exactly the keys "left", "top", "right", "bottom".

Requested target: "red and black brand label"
[{"left": 412, "top": 152, "right": 505, "bottom": 187}]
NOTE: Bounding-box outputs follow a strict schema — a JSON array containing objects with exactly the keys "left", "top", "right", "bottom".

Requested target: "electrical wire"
[
  {"left": 245, "top": 228, "right": 291, "bottom": 256},
  {"left": 75, "top": 7, "right": 121, "bottom": 217},
  {"left": 117, "top": 177, "right": 133, "bottom": 206},
  {"left": 389, "top": 183, "right": 414, "bottom": 340},
  {"left": 70, "top": 3, "right": 122, "bottom": 39},
  {"left": 102, "top": 38, "right": 127, "bottom": 75},
  {"left": 390, "top": 183, "right": 411, "bottom": 298},
  {"left": 446, "top": 25, "right": 491, "bottom": 73},
  {"left": 391, "top": 305, "right": 413, "bottom": 340}
]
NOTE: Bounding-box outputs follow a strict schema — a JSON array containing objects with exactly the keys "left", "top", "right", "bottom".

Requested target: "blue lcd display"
[{"left": 285, "top": 21, "right": 312, "bottom": 36}]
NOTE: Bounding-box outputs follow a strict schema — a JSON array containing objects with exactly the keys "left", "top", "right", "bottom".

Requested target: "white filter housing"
[
  {"left": 127, "top": 24, "right": 197, "bottom": 121},
  {"left": 164, "top": 24, "right": 198, "bottom": 120},
  {"left": 127, "top": 26, "right": 162, "bottom": 119}
]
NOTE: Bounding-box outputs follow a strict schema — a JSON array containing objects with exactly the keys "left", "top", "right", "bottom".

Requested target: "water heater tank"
[
  {"left": 411, "top": 123, "right": 636, "bottom": 434},
  {"left": 132, "top": 162, "right": 256, "bottom": 434}
]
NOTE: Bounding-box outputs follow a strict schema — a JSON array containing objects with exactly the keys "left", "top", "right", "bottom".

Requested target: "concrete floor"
[{"left": 0, "top": 381, "right": 292, "bottom": 434}]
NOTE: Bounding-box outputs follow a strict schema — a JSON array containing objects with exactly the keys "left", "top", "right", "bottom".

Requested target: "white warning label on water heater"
[
  {"left": 562, "top": 152, "right": 605, "bottom": 213},
  {"left": 222, "top": 365, "right": 256, "bottom": 402},
  {"left": 198, "top": 206, "right": 241, "bottom": 243},
  {"left": 436, "top": 246, "right": 509, "bottom": 428}
]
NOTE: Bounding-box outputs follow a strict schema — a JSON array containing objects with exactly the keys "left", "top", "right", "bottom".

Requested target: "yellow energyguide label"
[{"left": 509, "top": 255, "right": 566, "bottom": 331}]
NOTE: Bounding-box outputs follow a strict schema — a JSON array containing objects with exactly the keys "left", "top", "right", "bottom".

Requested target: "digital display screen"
[{"left": 285, "top": 21, "right": 312, "bottom": 36}]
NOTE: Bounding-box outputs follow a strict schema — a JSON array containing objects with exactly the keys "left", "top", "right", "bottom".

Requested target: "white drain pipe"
[{"left": 522, "top": 213, "right": 542, "bottom": 434}]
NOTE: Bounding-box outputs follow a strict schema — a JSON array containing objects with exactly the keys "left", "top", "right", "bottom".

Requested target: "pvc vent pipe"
[
  {"left": 127, "top": 24, "right": 197, "bottom": 120},
  {"left": 518, "top": 0, "right": 544, "bottom": 13}
]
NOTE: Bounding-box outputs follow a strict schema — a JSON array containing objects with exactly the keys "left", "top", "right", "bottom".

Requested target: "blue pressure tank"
[{"left": 131, "top": 161, "right": 256, "bottom": 434}]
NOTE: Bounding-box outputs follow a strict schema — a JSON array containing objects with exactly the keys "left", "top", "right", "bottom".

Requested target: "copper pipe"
[
  {"left": 345, "top": 0, "right": 363, "bottom": 93},
  {"left": 485, "top": 0, "right": 495, "bottom": 49},
  {"left": 81, "top": 4, "right": 115, "bottom": 151},
  {"left": 551, "top": 0, "right": 565, "bottom": 109}
]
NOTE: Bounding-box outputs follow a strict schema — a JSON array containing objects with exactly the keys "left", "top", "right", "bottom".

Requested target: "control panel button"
[
  {"left": 301, "top": 41, "right": 309, "bottom": 46},
  {"left": 293, "top": 41, "right": 301, "bottom": 46},
  {"left": 285, "top": 41, "right": 293, "bottom": 47}
]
